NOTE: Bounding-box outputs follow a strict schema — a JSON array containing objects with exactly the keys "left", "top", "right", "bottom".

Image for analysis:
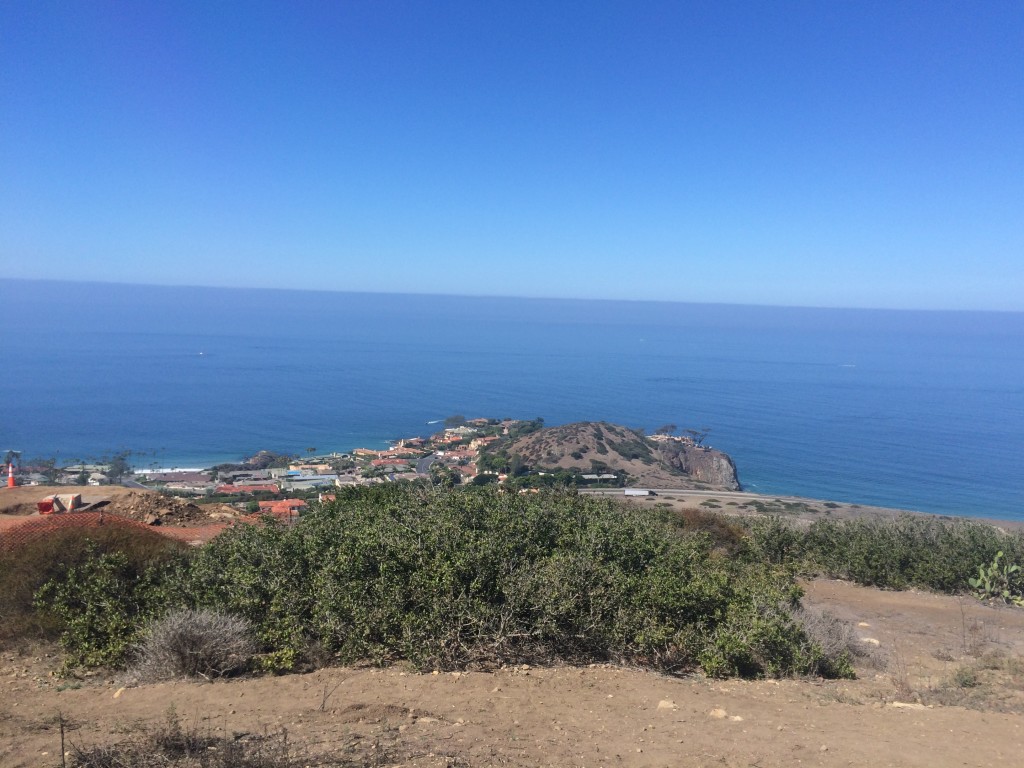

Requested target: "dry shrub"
[
  {"left": 673, "top": 507, "right": 746, "bottom": 554},
  {"left": 130, "top": 608, "right": 256, "bottom": 682},
  {"left": 793, "top": 606, "right": 875, "bottom": 672},
  {"left": 69, "top": 712, "right": 296, "bottom": 767}
]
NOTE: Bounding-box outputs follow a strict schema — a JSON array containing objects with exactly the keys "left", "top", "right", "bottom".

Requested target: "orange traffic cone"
[{"left": 6, "top": 462, "right": 15, "bottom": 488}]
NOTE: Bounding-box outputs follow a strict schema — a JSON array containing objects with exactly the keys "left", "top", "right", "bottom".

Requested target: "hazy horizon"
[{"left": 9, "top": 276, "right": 1024, "bottom": 317}]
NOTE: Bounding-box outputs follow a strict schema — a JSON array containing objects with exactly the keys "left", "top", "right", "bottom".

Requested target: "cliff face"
[
  {"left": 499, "top": 422, "right": 740, "bottom": 490},
  {"left": 652, "top": 439, "right": 740, "bottom": 491}
]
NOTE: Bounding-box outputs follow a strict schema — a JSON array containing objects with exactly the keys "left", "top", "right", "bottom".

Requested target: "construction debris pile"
[{"left": 100, "top": 492, "right": 241, "bottom": 527}]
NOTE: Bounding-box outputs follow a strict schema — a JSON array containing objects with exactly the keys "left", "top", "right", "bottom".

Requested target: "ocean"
[{"left": 2, "top": 280, "right": 1023, "bottom": 520}]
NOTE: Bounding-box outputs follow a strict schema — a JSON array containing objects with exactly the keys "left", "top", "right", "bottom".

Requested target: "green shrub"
[
  {"left": 739, "top": 513, "right": 1024, "bottom": 594},
  {"left": 177, "top": 520, "right": 313, "bottom": 672},
  {"left": 744, "top": 516, "right": 804, "bottom": 565},
  {"left": 35, "top": 545, "right": 179, "bottom": 670},
  {"left": 696, "top": 570, "right": 856, "bottom": 679},
  {"left": 39, "top": 487, "right": 857, "bottom": 679},
  {"left": 658, "top": 506, "right": 747, "bottom": 556},
  {"left": 177, "top": 486, "right": 848, "bottom": 677},
  {"left": 801, "top": 516, "right": 1024, "bottom": 591},
  {"left": 0, "top": 526, "right": 184, "bottom": 644}
]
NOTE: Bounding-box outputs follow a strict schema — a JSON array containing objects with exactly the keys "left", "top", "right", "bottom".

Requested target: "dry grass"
[
  {"left": 916, "top": 651, "right": 1024, "bottom": 713},
  {"left": 64, "top": 708, "right": 468, "bottom": 768},
  {"left": 793, "top": 605, "right": 880, "bottom": 674},
  {"left": 67, "top": 711, "right": 297, "bottom": 768}
]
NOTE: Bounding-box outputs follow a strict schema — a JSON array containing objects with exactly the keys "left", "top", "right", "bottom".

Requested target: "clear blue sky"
[{"left": 2, "top": 1, "right": 1022, "bottom": 310}]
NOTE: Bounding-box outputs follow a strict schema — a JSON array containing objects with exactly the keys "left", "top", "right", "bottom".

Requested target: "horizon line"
[{"left": 5, "top": 276, "right": 1023, "bottom": 316}]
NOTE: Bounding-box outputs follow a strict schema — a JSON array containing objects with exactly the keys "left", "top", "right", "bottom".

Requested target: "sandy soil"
[
  {"left": 0, "top": 485, "right": 240, "bottom": 528},
  {"left": 0, "top": 486, "right": 142, "bottom": 517},
  {"left": 2, "top": 580, "right": 1023, "bottom": 767}
]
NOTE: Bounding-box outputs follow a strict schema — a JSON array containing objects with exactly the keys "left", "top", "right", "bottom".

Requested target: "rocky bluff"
[{"left": 498, "top": 421, "right": 740, "bottom": 490}]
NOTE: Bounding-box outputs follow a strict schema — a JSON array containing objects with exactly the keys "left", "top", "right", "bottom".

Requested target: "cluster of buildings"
[
  {"left": 137, "top": 418, "right": 515, "bottom": 501},
  {"left": 13, "top": 463, "right": 117, "bottom": 487},
  {"left": 7, "top": 420, "right": 532, "bottom": 526}
]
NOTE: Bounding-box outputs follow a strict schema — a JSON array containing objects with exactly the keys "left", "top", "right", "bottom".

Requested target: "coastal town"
[
  {"left": 6, "top": 418, "right": 721, "bottom": 525},
  {"left": 137, "top": 416, "right": 518, "bottom": 519}
]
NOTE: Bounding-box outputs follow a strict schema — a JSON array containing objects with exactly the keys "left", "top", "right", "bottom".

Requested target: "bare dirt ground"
[
  {"left": 0, "top": 486, "right": 241, "bottom": 527},
  {"left": 0, "top": 486, "right": 142, "bottom": 518},
  {"left": 2, "top": 580, "right": 1023, "bottom": 767}
]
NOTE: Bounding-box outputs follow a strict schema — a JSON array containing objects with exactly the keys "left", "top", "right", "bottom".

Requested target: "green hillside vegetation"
[
  {"left": 0, "top": 526, "right": 185, "bottom": 646},
  {"left": 27, "top": 486, "right": 852, "bottom": 679},
  {"left": 16, "top": 488, "right": 1024, "bottom": 684},
  {"left": 746, "top": 514, "right": 1024, "bottom": 593}
]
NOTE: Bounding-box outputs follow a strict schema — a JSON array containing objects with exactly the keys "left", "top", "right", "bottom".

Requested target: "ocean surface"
[{"left": 3, "top": 280, "right": 1023, "bottom": 521}]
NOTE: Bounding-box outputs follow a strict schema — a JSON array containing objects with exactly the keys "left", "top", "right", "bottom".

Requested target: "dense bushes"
[
  {"left": 34, "top": 486, "right": 853, "bottom": 679},
  {"left": 746, "top": 514, "right": 1024, "bottom": 592},
  {"left": 178, "top": 486, "right": 847, "bottom": 677},
  {"left": 0, "top": 525, "right": 184, "bottom": 644},
  {"left": 34, "top": 546, "right": 180, "bottom": 669},
  {"left": 27, "top": 489, "right": 1024, "bottom": 682}
]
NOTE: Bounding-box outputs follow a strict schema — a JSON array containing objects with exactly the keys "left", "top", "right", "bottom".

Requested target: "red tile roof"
[{"left": 257, "top": 499, "right": 307, "bottom": 518}]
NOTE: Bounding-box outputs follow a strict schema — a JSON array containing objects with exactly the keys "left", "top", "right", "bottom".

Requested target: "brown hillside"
[{"left": 499, "top": 422, "right": 740, "bottom": 489}]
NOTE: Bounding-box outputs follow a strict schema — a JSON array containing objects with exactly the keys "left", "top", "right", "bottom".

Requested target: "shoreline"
[
  {"left": 20, "top": 467, "right": 1023, "bottom": 529},
  {"left": 14, "top": 419, "right": 1023, "bottom": 525},
  {"left": 125, "top": 439, "right": 1022, "bottom": 524}
]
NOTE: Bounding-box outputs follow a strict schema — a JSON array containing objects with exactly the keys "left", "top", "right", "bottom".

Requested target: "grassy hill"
[{"left": 490, "top": 421, "right": 739, "bottom": 489}]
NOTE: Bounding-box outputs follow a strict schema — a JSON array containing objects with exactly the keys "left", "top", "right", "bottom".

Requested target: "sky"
[{"left": 1, "top": 1, "right": 1022, "bottom": 310}]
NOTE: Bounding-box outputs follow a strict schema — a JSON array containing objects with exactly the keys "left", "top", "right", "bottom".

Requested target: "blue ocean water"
[{"left": 2, "top": 280, "right": 1023, "bottom": 520}]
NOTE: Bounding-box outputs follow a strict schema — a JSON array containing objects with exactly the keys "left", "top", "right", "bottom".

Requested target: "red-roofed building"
[
  {"left": 257, "top": 498, "right": 307, "bottom": 523},
  {"left": 443, "top": 449, "right": 477, "bottom": 462},
  {"left": 371, "top": 458, "right": 413, "bottom": 467}
]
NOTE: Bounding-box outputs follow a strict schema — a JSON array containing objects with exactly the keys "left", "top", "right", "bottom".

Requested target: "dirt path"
[
  {"left": 3, "top": 664, "right": 1021, "bottom": 767},
  {"left": 3, "top": 580, "right": 1023, "bottom": 767}
]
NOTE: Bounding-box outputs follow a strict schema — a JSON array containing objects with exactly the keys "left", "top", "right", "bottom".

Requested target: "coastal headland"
[
  {"left": 5, "top": 416, "right": 743, "bottom": 511},
  {"left": 3, "top": 416, "right": 1021, "bottom": 531}
]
